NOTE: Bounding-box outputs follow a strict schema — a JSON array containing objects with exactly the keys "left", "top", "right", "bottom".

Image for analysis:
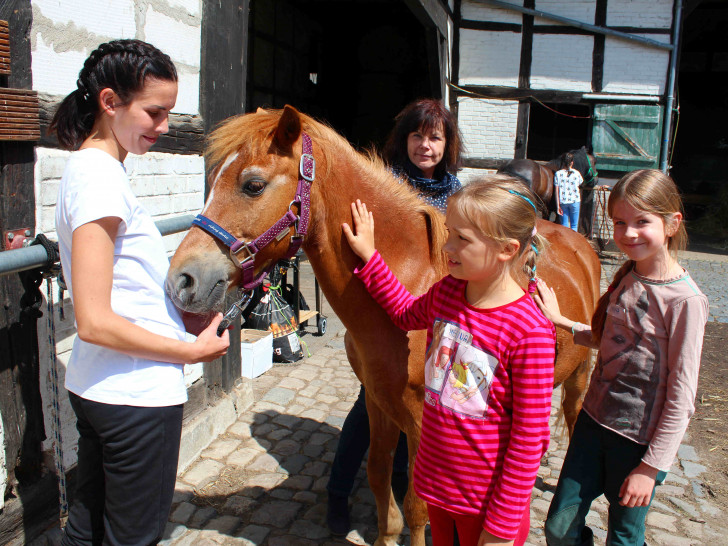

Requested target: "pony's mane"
[{"left": 206, "top": 108, "right": 448, "bottom": 272}]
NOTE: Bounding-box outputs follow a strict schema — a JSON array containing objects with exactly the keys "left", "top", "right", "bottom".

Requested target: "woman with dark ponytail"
[
  {"left": 535, "top": 169, "right": 708, "bottom": 545},
  {"left": 52, "top": 40, "right": 229, "bottom": 545}
]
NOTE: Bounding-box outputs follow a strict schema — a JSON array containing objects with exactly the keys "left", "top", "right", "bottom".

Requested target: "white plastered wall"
[{"left": 455, "top": 0, "right": 674, "bottom": 173}]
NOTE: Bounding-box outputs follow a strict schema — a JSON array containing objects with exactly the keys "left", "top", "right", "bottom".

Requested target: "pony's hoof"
[{"left": 326, "top": 492, "right": 351, "bottom": 536}]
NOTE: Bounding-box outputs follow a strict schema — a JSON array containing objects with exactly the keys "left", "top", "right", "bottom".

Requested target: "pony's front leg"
[
  {"left": 366, "top": 400, "right": 404, "bottom": 546},
  {"left": 402, "top": 427, "right": 427, "bottom": 546},
  {"left": 561, "top": 349, "right": 592, "bottom": 435}
]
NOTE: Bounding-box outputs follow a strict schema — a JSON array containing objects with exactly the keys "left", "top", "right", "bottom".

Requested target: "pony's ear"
[{"left": 273, "top": 105, "right": 302, "bottom": 153}]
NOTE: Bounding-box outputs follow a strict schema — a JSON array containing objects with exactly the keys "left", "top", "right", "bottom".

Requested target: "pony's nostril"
[{"left": 177, "top": 273, "right": 195, "bottom": 292}]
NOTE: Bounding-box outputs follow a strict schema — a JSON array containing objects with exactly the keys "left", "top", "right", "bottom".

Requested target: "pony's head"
[{"left": 166, "top": 105, "right": 326, "bottom": 333}]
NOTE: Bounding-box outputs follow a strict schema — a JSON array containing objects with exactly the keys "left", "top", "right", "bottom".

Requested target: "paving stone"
[
  {"left": 289, "top": 519, "right": 330, "bottom": 540},
  {"left": 201, "top": 438, "right": 241, "bottom": 460},
  {"left": 263, "top": 387, "right": 296, "bottom": 405},
  {"left": 226, "top": 421, "right": 253, "bottom": 439},
  {"left": 667, "top": 496, "right": 701, "bottom": 518},
  {"left": 227, "top": 447, "right": 260, "bottom": 468},
  {"left": 267, "top": 428, "right": 292, "bottom": 441},
  {"left": 172, "top": 483, "right": 194, "bottom": 504},
  {"left": 247, "top": 452, "right": 282, "bottom": 473},
  {"left": 204, "top": 515, "right": 241, "bottom": 534},
  {"left": 281, "top": 474, "right": 314, "bottom": 490},
  {"left": 646, "top": 512, "right": 677, "bottom": 532},
  {"left": 271, "top": 488, "right": 295, "bottom": 499},
  {"left": 691, "top": 479, "right": 707, "bottom": 498},
  {"left": 677, "top": 444, "right": 699, "bottom": 461},
  {"left": 235, "top": 524, "right": 271, "bottom": 545},
  {"left": 222, "top": 495, "right": 257, "bottom": 517},
  {"left": 170, "top": 502, "right": 196, "bottom": 524},
  {"left": 246, "top": 472, "right": 287, "bottom": 493},
  {"left": 159, "top": 522, "right": 187, "bottom": 544},
  {"left": 188, "top": 506, "right": 218, "bottom": 528},
  {"left": 664, "top": 472, "right": 689, "bottom": 486},
  {"left": 300, "top": 408, "right": 327, "bottom": 421},
  {"left": 531, "top": 498, "right": 551, "bottom": 515},
  {"left": 651, "top": 499, "right": 679, "bottom": 515},
  {"left": 293, "top": 490, "right": 318, "bottom": 503},
  {"left": 271, "top": 438, "right": 301, "bottom": 456},
  {"left": 303, "top": 443, "right": 324, "bottom": 458},
  {"left": 182, "top": 459, "right": 225, "bottom": 488},
  {"left": 250, "top": 500, "right": 302, "bottom": 526},
  {"left": 656, "top": 484, "right": 686, "bottom": 497},
  {"left": 698, "top": 499, "right": 722, "bottom": 517},
  {"left": 301, "top": 460, "right": 328, "bottom": 477},
  {"left": 308, "top": 432, "right": 334, "bottom": 445},
  {"left": 281, "top": 453, "right": 310, "bottom": 474},
  {"left": 268, "top": 536, "right": 319, "bottom": 546},
  {"left": 278, "top": 377, "right": 306, "bottom": 390},
  {"left": 253, "top": 423, "right": 276, "bottom": 436},
  {"left": 648, "top": 531, "right": 693, "bottom": 545},
  {"left": 682, "top": 460, "right": 707, "bottom": 478}
]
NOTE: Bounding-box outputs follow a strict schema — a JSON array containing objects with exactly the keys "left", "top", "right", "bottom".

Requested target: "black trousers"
[
  {"left": 327, "top": 385, "right": 408, "bottom": 498},
  {"left": 61, "top": 393, "right": 183, "bottom": 546}
]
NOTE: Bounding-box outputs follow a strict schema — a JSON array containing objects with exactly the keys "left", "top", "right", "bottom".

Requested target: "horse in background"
[
  {"left": 498, "top": 147, "right": 598, "bottom": 232},
  {"left": 166, "top": 106, "right": 601, "bottom": 546}
]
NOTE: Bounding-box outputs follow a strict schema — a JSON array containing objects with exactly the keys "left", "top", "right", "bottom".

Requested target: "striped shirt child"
[{"left": 355, "top": 251, "right": 555, "bottom": 541}]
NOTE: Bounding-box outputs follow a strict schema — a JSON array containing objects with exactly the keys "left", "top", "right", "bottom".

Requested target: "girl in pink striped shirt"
[{"left": 342, "top": 176, "right": 556, "bottom": 546}]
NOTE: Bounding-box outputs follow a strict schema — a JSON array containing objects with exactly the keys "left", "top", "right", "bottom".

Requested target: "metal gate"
[{"left": 592, "top": 104, "right": 663, "bottom": 171}]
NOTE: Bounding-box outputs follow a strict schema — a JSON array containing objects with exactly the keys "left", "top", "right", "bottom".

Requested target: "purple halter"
[{"left": 192, "top": 133, "right": 315, "bottom": 291}]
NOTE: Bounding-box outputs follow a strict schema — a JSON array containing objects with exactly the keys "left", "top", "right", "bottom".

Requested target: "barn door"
[{"left": 591, "top": 104, "right": 663, "bottom": 171}]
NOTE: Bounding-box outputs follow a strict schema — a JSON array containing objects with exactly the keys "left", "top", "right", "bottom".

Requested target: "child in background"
[
  {"left": 554, "top": 152, "right": 583, "bottom": 231},
  {"left": 535, "top": 169, "right": 708, "bottom": 545},
  {"left": 342, "top": 176, "right": 555, "bottom": 546}
]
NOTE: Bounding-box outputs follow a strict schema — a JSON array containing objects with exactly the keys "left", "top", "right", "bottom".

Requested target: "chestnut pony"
[{"left": 166, "top": 106, "right": 601, "bottom": 546}]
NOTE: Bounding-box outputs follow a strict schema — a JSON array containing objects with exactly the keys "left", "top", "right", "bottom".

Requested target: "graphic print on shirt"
[
  {"left": 424, "top": 320, "right": 499, "bottom": 419},
  {"left": 590, "top": 289, "right": 660, "bottom": 438}
]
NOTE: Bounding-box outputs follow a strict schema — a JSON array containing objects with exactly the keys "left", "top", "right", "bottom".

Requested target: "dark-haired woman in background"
[
  {"left": 327, "top": 98, "right": 463, "bottom": 536},
  {"left": 51, "top": 39, "right": 229, "bottom": 545}
]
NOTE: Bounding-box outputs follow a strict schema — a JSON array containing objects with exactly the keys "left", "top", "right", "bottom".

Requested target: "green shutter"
[{"left": 591, "top": 104, "right": 663, "bottom": 171}]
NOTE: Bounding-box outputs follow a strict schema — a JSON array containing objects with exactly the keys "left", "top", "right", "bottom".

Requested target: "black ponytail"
[{"left": 49, "top": 39, "right": 177, "bottom": 150}]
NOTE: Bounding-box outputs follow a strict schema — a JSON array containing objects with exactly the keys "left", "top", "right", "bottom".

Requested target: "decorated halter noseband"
[{"left": 192, "top": 132, "right": 315, "bottom": 292}]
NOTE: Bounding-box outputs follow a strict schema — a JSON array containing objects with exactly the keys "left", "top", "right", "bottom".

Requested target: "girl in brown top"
[{"left": 535, "top": 169, "right": 708, "bottom": 545}]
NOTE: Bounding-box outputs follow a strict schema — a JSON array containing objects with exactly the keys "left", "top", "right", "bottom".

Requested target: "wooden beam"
[
  {"left": 37, "top": 93, "right": 204, "bottom": 154},
  {"left": 592, "top": 0, "right": 607, "bottom": 93},
  {"left": 462, "top": 157, "right": 510, "bottom": 169},
  {"left": 454, "top": 84, "right": 590, "bottom": 104}
]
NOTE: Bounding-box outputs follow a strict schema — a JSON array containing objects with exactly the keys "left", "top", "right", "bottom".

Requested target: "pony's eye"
[{"left": 241, "top": 177, "right": 267, "bottom": 196}]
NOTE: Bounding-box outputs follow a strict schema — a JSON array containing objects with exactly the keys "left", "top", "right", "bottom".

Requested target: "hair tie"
[
  {"left": 531, "top": 226, "right": 537, "bottom": 238},
  {"left": 507, "top": 189, "right": 538, "bottom": 214},
  {"left": 528, "top": 278, "right": 537, "bottom": 294}
]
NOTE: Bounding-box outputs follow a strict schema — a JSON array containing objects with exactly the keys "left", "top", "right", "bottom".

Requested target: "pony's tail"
[
  {"left": 49, "top": 89, "right": 96, "bottom": 150},
  {"left": 591, "top": 259, "right": 634, "bottom": 345}
]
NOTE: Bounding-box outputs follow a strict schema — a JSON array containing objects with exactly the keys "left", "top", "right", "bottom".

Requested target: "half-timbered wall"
[{"left": 455, "top": 0, "right": 675, "bottom": 180}]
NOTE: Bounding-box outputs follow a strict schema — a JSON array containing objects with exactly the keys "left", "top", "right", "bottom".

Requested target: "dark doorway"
[
  {"left": 526, "top": 102, "right": 591, "bottom": 162},
  {"left": 247, "top": 0, "right": 436, "bottom": 150},
  {"left": 670, "top": 0, "right": 728, "bottom": 247}
]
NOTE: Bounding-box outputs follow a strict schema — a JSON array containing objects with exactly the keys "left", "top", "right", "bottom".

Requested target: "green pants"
[{"left": 545, "top": 411, "right": 667, "bottom": 546}]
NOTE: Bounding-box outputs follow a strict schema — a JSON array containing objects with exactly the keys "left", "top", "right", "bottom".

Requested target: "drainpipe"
[{"left": 660, "top": 0, "right": 683, "bottom": 172}]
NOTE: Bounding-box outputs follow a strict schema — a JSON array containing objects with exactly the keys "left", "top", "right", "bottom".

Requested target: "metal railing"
[{"left": 0, "top": 214, "right": 194, "bottom": 277}]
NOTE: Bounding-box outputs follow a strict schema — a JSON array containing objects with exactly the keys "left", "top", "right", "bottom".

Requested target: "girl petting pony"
[
  {"left": 536, "top": 169, "right": 708, "bottom": 545},
  {"left": 342, "top": 176, "right": 556, "bottom": 545}
]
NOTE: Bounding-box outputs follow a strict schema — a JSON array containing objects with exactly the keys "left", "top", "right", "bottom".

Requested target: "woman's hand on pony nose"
[
  {"left": 192, "top": 313, "right": 230, "bottom": 362},
  {"left": 342, "top": 199, "right": 376, "bottom": 264}
]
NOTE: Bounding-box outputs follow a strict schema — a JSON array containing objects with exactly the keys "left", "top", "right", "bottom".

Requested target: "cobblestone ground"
[{"left": 34, "top": 250, "right": 728, "bottom": 546}]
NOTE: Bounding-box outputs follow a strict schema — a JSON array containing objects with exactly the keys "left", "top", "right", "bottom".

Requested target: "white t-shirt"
[
  {"left": 554, "top": 168, "right": 583, "bottom": 205},
  {"left": 56, "top": 148, "right": 187, "bottom": 406}
]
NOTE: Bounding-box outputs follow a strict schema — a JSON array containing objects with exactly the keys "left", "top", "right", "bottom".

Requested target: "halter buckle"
[
  {"left": 230, "top": 243, "right": 255, "bottom": 267},
  {"left": 299, "top": 153, "right": 315, "bottom": 182}
]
